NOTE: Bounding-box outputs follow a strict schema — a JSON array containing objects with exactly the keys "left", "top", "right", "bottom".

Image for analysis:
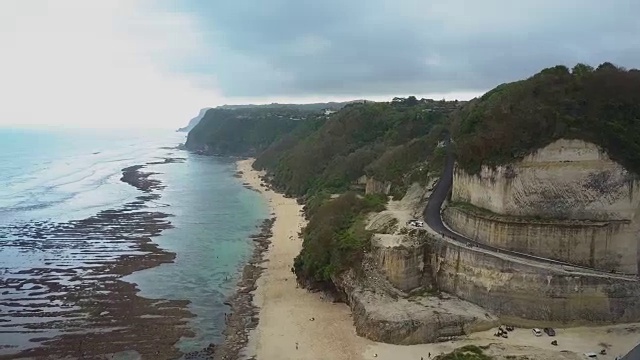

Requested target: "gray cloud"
[{"left": 175, "top": 0, "right": 640, "bottom": 98}]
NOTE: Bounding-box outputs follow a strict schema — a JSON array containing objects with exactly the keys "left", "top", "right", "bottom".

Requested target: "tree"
[{"left": 572, "top": 63, "right": 594, "bottom": 77}]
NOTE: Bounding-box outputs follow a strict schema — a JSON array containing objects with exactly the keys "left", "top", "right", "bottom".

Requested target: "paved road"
[{"left": 422, "top": 139, "right": 636, "bottom": 278}]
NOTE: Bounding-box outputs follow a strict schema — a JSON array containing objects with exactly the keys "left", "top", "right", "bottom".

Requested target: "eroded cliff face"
[
  {"left": 452, "top": 139, "right": 640, "bottom": 220},
  {"left": 334, "top": 181, "right": 503, "bottom": 345},
  {"left": 450, "top": 139, "right": 640, "bottom": 274},
  {"left": 427, "top": 235, "right": 640, "bottom": 326},
  {"left": 370, "top": 234, "right": 425, "bottom": 292},
  {"left": 333, "top": 258, "right": 498, "bottom": 345},
  {"left": 366, "top": 177, "right": 392, "bottom": 195},
  {"left": 366, "top": 183, "right": 434, "bottom": 291},
  {"left": 443, "top": 206, "right": 637, "bottom": 273}
]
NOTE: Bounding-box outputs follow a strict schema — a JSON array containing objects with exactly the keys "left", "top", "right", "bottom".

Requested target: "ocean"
[{"left": 0, "top": 128, "right": 267, "bottom": 357}]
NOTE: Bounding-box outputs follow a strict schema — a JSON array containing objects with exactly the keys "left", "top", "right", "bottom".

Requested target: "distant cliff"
[{"left": 176, "top": 108, "right": 212, "bottom": 132}]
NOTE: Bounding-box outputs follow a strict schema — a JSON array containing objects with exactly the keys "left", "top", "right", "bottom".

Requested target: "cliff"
[
  {"left": 184, "top": 107, "right": 308, "bottom": 156},
  {"left": 452, "top": 139, "right": 640, "bottom": 220},
  {"left": 449, "top": 139, "right": 640, "bottom": 274},
  {"left": 333, "top": 253, "right": 499, "bottom": 345},
  {"left": 425, "top": 233, "right": 640, "bottom": 326},
  {"left": 176, "top": 108, "right": 211, "bottom": 132}
]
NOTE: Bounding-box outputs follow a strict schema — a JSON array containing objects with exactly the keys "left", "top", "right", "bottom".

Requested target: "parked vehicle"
[
  {"left": 543, "top": 327, "right": 556, "bottom": 336},
  {"left": 532, "top": 328, "right": 542, "bottom": 337},
  {"left": 406, "top": 219, "right": 424, "bottom": 228}
]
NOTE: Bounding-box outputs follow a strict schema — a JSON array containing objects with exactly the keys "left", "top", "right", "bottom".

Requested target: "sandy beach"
[
  {"left": 236, "top": 158, "right": 640, "bottom": 360},
  {"left": 237, "top": 159, "right": 367, "bottom": 360}
]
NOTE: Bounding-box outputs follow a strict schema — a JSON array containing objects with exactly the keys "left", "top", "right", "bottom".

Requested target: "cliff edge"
[{"left": 176, "top": 108, "right": 211, "bottom": 132}]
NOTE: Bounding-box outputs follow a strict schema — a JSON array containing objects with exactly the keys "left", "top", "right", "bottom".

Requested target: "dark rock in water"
[{"left": 0, "top": 161, "right": 195, "bottom": 359}]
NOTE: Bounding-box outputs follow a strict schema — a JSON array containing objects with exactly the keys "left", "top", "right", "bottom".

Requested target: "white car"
[{"left": 532, "top": 328, "right": 542, "bottom": 337}]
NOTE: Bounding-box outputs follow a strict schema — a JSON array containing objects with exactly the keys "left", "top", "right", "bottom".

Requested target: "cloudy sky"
[{"left": 1, "top": 0, "right": 638, "bottom": 128}]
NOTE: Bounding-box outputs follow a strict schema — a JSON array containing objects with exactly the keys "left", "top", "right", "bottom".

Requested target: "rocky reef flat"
[{"left": 0, "top": 158, "right": 196, "bottom": 359}]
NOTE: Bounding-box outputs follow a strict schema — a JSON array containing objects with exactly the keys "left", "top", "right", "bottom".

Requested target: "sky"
[{"left": 1, "top": 0, "right": 639, "bottom": 129}]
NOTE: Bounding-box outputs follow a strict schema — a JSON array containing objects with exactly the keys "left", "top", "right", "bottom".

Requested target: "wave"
[{"left": 0, "top": 130, "right": 182, "bottom": 223}]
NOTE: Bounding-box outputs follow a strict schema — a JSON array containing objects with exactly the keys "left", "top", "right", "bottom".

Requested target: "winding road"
[{"left": 422, "top": 140, "right": 637, "bottom": 278}]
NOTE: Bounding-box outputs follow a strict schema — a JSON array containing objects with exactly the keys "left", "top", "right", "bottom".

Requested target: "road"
[{"left": 422, "top": 140, "right": 636, "bottom": 278}]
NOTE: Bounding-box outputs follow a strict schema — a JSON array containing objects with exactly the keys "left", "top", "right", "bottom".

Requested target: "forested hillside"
[
  {"left": 451, "top": 62, "right": 640, "bottom": 174},
  {"left": 254, "top": 98, "right": 454, "bottom": 198},
  {"left": 187, "top": 97, "right": 459, "bottom": 198},
  {"left": 185, "top": 107, "right": 321, "bottom": 156}
]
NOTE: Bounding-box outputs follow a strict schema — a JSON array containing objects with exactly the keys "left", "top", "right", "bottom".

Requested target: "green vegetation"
[
  {"left": 255, "top": 98, "right": 456, "bottom": 198},
  {"left": 185, "top": 107, "right": 322, "bottom": 156},
  {"left": 452, "top": 62, "right": 640, "bottom": 174},
  {"left": 293, "top": 193, "right": 386, "bottom": 284},
  {"left": 187, "top": 62, "right": 639, "bottom": 288},
  {"left": 434, "top": 345, "right": 493, "bottom": 360}
]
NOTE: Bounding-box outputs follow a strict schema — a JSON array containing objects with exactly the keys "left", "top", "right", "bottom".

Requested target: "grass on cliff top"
[
  {"left": 451, "top": 62, "right": 640, "bottom": 175},
  {"left": 434, "top": 345, "right": 493, "bottom": 360}
]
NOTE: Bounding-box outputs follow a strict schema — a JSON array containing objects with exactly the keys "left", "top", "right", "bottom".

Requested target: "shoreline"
[{"left": 228, "top": 158, "right": 366, "bottom": 360}]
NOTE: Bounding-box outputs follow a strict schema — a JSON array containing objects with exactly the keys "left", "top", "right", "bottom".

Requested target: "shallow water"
[
  {"left": 0, "top": 128, "right": 267, "bottom": 355},
  {"left": 124, "top": 154, "right": 267, "bottom": 352}
]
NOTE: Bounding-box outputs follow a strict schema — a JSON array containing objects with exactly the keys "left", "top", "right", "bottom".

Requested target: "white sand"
[
  {"left": 237, "top": 158, "right": 640, "bottom": 360},
  {"left": 238, "top": 159, "right": 368, "bottom": 360},
  {"left": 366, "top": 325, "right": 640, "bottom": 360}
]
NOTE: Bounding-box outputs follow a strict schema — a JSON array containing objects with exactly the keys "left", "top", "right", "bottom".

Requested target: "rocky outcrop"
[
  {"left": 370, "top": 234, "right": 425, "bottom": 292},
  {"left": 449, "top": 139, "right": 640, "bottom": 275},
  {"left": 352, "top": 175, "right": 391, "bottom": 195},
  {"left": 366, "top": 182, "right": 436, "bottom": 291},
  {"left": 365, "top": 177, "right": 391, "bottom": 195},
  {"left": 333, "top": 259, "right": 499, "bottom": 345}
]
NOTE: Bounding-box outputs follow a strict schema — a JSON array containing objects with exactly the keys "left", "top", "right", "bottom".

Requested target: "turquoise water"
[
  {"left": 0, "top": 128, "right": 267, "bottom": 354},
  {"left": 124, "top": 155, "right": 267, "bottom": 351}
]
